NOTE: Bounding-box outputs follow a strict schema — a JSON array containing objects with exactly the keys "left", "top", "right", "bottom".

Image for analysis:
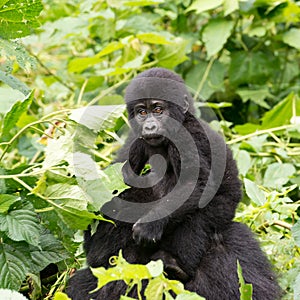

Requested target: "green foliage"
[
  {"left": 237, "top": 261, "right": 253, "bottom": 300},
  {"left": 0, "top": 0, "right": 299, "bottom": 299},
  {"left": 90, "top": 251, "right": 205, "bottom": 300}
]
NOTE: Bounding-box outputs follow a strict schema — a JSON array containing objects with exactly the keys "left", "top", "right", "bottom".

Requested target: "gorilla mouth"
[{"left": 143, "top": 134, "right": 164, "bottom": 144}]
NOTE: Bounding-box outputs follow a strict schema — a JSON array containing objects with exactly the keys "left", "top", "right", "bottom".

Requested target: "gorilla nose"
[{"left": 144, "top": 122, "right": 158, "bottom": 134}]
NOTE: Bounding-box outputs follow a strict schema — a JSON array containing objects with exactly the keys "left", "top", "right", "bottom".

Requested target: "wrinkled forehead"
[{"left": 125, "top": 77, "right": 189, "bottom": 106}]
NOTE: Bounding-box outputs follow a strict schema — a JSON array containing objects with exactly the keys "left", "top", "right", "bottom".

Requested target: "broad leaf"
[
  {"left": 186, "top": 0, "right": 223, "bottom": 14},
  {"left": 244, "top": 178, "right": 266, "bottom": 206},
  {"left": 0, "top": 194, "right": 20, "bottom": 213},
  {"left": 223, "top": 0, "right": 239, "bottom": 16},
  {"left": 291, "top": 221, "right": 300, "bottom": 247},
  {"left": 0, "top": 0, "right": 43, "bottom": 39},
  {"left": 0, "top": 239, "right": 31, "bottom": 289},
  {"left": 263, "top": 163, "right": 296, "bottom": 189},
  {"left": 236, "top": 88, "right": 271, "bottom": 109},
  {"left": 1, "top": 91, "right": 33, "bottom": 136},
  {"left": 0, "top": 207, "right": 41, "bottom": 246},
  {"left": 30, "top": 233, "right": 69, "bottom": 273},
  {"left": 69, "top": 105, "right": 126, "bottom": 132},
  {"left": 282, "top": 28, "right": 300, "bottom": 50},
  {"left": 237, "top": 261, "right": 253, "bottom": 299},
  {"left": 202, "top": 19, "right": 234, "bottom": 58},
  {"left": 0, "top": 71, "right": 31, "bottom": 95},
  {"left": 137, "top": 32, "right": 171, "bottom": 45},
  {"left": 235, "top": 150, "right": 251, "bottom": 177}
]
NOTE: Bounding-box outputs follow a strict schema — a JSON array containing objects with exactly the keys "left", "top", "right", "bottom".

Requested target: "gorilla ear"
[{"left": 183, "top": 95, "right": 190, "bottom": 113}]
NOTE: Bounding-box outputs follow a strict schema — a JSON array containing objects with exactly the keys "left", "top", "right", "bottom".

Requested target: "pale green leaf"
[
  {"left": 68, "top": 56, "right": 104, "bottom": 73},
  {"left": 97, "top": 41, "right": 124, "bottom": 57},
  {"left": 137, "top": 32, "right": 171, "bottom": 45},
  {"left": 0, "top": 208, "right": 41, "bottom": 246},
  {"left": 282, "top": 28, "right": 300, "bottom": 50},
  {"left": 145, "top": 277, "right": 164, "bottom": 299},
  {"left": 0, "top": 240, "right": 31, "bottom": 289},
  {"left": 263, "top": 163, "right": 296, "bottom": 189},
  {"left": 244, "top": 178, "right": 266, "bottom": 206},
  {"left": 53, "top": 292, "right": 71, "bottom": 300},
  {"left": 69, "top": 105, "right": 126, "bottom": 132},
  {"left": 202, "top": 19, "right": 234, "bottom": 58},
  {"left": 223, "top": 0, "right": 239, "bottom": 16},
  {"left": 146, "top": 260, "right": 164, "bottom": 277},
  {"left": 1, "top": 91, "right": 33, "bottom": 136},
  {"left": 0, "top": 194, "right": 20, "bottom": 213},
  {"left": 0, "top": 71, "right": 31, "bottom": 95},
  {"left": 235, "top": 150, "right": 251, "bottom": 176},
  {"left": 291, "top": 221, "right": 300, "bottom": 247},
  {"left": 176, "top": 293, "right": 205, "bottom": 300},
  {"left": 186, "top": 0, "right": 223, "bottom": 13},
  {"left": 237, "top": 261, "right": 253, "bottom": 299},
  {"left": 123, "top": 0, "right": 164, "bottom": 6},
  {"left": 294, "top": 273, "right": 300, "bottom": 300}
]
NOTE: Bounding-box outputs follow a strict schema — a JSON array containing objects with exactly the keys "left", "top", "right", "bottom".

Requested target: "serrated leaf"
[
  {"left": 137, "top": 33, "right": 171, "bottom": 45},
  {"left": 0, "top": 194, "right": 20, "bottom": 213},
  {"left": 45, "top": 183, "right": 89, "bottom": 210},
  {"left": 202, "top": 19, "right": 234, "bottom": 58},
  {"left": 30, "top": 233, "right": 69, "bottom": 273},
  {"left": 0, "top": 0, "right": 43, "bottom": 39},
  {"left": 0, "top": 208, "right": 41, "bottom": 246},
  {"left": 282, "top": 28, "right": 300, "bottom": 50},
  {"left": 263, "top": 163, "right": 296, "bottom": 189},
  {"left": 0, "top": 289, "right": 28, "bottom": 300},
  {"left": 0, "top": 240, "right": 31, "bottom": 289},
  {"left": 1, "top": 91, "right": 33, "bottom": 136},
  {"left": 185, "top": 0, "right": 223, "bottom": 13},
  {"left": 69, "top": 105, "right": 126, "bottom": 132},
  {"left": 55, "top": 206, "right": 104, "bottom": 230},
  {"left": 244, "top": 178, "right": 266, "bottom": 206}
]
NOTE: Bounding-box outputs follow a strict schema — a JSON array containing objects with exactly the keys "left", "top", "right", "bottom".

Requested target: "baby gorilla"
[{"left": 67, "top": 68, "right": 281, "bottom": 300}]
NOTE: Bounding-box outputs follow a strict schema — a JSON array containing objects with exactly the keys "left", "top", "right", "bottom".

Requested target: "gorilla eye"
[
  {"left": 153, "top": 107, "right": 163, "bottom": 114},
  {"left": 138, "top": 109, "right": 147, "bottom": 116}
]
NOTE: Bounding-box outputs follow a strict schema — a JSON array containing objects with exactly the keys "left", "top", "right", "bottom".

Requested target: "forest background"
[{"left": 0, "top": 0, "right": 300, "bottom": 299}]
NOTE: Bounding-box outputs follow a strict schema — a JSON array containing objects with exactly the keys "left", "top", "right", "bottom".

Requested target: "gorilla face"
[{"left": 132, "top": 99, "right": 170, "bottom": 147}]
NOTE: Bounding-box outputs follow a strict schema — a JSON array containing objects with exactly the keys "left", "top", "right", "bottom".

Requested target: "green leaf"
[
  {"left": 0, "top": 0, "right": 43, "bottom": 39},
  {"left": 0, "top": 239, "right": 31, "bottom": 289},
  {"left": 0, "top": 71, "right": 31, "bottom": 95},
  {"left": 97, "top": 41, "right": 124, "bottom": 57},
  {"left": 176, "top": 293, "right": 205, "bottom": 300},
  {"left": 53, "top": 292, "right": 71, "bottom": 300},
  {"left": 146, "top": 260, "right": 164, "bottom": 277},
  {"left": 145, "top": 277, "right": 164, "bottom": 299},
  {"left": 137, "top": 32, "right": 171, "bottom": 45},
  {"left": 45, "top": 183, "right": 89, "bottom": 210},
  {"left": 234, "top": 123, "right": 261, "bottom": 135},
  {"left": 68, "top": 56, "right": 104, "bottom": 73},
  {"left": 185, "top": 0, "right": 223, "bottom": 13},
  {"left": 0, "top": 86, "right": 26, "bottom": 114},
  {"left": 263, "top": 163, "right": 296, "bottom": 189},
  {"left": 282, "top": 28, "right": 300, "bottom": 50},
  {"left": 229, "top": 51, "right": 278, "bottom": 86},
  {"left": 223, "top": 0, "right": 239, "bottom": 15},
  {"left": 0, "top": 194, "right": 20, "bottom": 213},
  {"left": 157, "top": 38, "right": 188, "bottom": 69},
  {"left": 30, "top": 233, "right": 69, "bottom": 273},
  {"left": 236, "top": 88, "right": 271, "bottom": 109},
  {"left": 1, "top": 90, "right": 33, "bottom": 136},
  {"left": 0, "top": 289, "right": 29, "bottom": 300},
  {"left": 69, "top": 105, "right": 126, "bottom": 132},
  {"left": 202, "top": 19, "right": 234, "bottom": 58},
  {"left": 244, "top": 178, "right": 266, "bottom": 206},
  {"left": 123, "top": 0, "right": 164, "bottom": 6},
  {"left": 261, "top": 93, "right": 300, "bottom": 129},
  {"left": 237, "top": 261, "right": 253, "bottom": 300},
  {"left": 0, "top": 207, "right": 41, "bottom": 246},
  {"left": 235, "top": 150, "right": 251, "bottom": 176},
  {"left": 55, "top": 206, "right": 104, "bottom": 230},
  {"left": 291, "top": 221, "right": 300, "bottom": 247}
]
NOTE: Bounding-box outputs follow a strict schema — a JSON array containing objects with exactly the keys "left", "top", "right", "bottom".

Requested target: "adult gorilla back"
[{"left": 67, "top": 68, "right": 281, "bottom": 300}]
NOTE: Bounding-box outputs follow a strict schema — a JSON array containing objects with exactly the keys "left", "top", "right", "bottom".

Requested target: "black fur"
[{"left": 67, "top": 68, "right": 281, "bottom": 300}]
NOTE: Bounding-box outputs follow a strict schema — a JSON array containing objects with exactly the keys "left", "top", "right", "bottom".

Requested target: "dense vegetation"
[{"left": 0, "top": 0, "right": 299, "bottom": 299}]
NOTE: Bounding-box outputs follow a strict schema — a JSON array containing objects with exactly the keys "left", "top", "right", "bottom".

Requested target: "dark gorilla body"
[{"left": 67, "top": 68, "right": 281, "bottom": 300}]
